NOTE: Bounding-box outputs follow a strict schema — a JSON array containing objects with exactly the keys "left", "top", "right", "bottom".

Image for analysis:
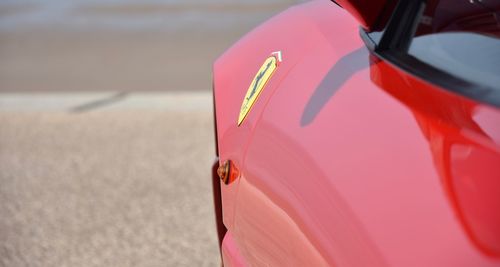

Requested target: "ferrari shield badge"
[{"left": 238, "top": 51, "right": 282, "bottom": 126}]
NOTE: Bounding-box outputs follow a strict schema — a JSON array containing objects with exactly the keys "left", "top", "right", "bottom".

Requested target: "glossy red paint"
[
  {"left": 213, "top": 0, "right": 500, "bottom": 266},
  {"left": 371, "top": 56, "right": 500, "bottom": 258}
]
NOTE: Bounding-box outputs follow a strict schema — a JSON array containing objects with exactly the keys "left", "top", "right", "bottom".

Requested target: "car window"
[{"left": 408, "top": 0, "right": 500, "bottom": 91}]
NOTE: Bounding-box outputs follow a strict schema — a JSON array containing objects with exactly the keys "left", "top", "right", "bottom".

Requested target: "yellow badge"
[{"left": 238, "top": 51, "right": 282, "bottom": 126}]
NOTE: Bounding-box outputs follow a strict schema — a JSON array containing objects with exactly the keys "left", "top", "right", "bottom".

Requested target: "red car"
[{"left": 212, "top": 0, "right": 500, "bottom": 266}]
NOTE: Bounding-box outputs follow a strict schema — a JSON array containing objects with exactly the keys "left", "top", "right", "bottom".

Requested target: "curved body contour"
[{"left": 212, "top": 1, "right": 500, "bottom": 266}]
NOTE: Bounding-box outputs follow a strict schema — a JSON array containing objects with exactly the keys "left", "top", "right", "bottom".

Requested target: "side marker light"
[{"left": 217, "top": 160, "right": 240, "bottom": 185}]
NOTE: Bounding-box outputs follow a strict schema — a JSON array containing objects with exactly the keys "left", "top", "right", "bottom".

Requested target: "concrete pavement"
[
  {"left": 0, "top": 93, "right": 219, "bottom": 266},
  {"left": 0, "top": 1, "right": 304, "bottom": 265}
]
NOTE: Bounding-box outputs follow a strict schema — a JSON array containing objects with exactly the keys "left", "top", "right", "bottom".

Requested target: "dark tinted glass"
[{"left": 408, "top": 0, "right": 500, "bottom": 91}]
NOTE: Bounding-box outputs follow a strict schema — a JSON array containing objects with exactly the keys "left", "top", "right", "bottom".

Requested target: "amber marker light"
[{"left": 217, "top": 160, "right": 240, "bottom": 185}]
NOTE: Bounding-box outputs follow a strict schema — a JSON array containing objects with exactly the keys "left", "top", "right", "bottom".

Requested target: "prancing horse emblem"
[{"left": 238, "top": 51, "right": 282, "bottom": 126}]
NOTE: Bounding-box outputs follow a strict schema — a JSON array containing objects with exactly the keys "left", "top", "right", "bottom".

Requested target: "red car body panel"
[
  {"left": 213, "top": 1, "right": 500, "bottom": 266},
  {"left": 335, "top": 0, "right": 391, "bottom": 30}
]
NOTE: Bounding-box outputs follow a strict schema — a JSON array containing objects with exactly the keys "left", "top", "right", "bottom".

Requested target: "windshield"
[{"left": 408, "top": 0, "right": 500, "bottom": 92}]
